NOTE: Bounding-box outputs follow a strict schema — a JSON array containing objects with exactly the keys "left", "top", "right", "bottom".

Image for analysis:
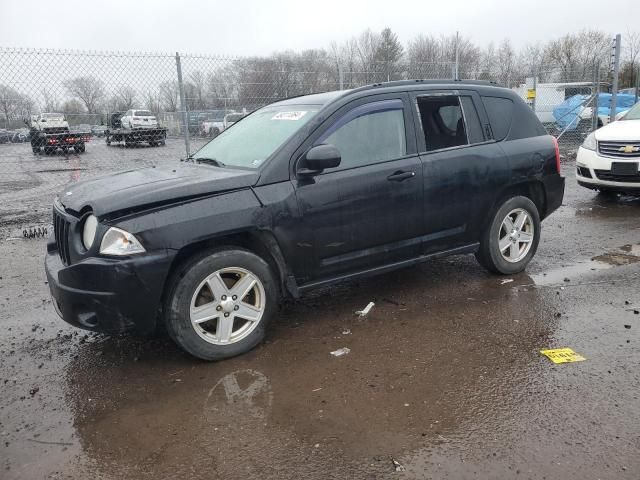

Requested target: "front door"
[{"left": 292, "top": 93, "right": 424, "bottom": 283}]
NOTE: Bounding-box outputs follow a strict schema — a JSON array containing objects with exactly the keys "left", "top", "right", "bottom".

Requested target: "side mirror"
[{"left": 298, "top": 144, "right": 341, "bottom": 176}]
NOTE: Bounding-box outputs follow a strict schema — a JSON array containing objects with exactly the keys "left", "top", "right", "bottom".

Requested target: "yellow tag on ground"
[{"left": 540, "top": 348, "right": 586, "bottom": 364}]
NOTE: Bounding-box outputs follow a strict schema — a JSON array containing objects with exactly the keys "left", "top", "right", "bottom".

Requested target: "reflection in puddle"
[
  {"left": 205, "top": 369, "right": 273, "bottom": 423},
  {"left": 620, "top": 244, "right": 640, "bottom": 256},
  {"left": 532, "top": 244, "right": 640, "bottom": 286}
]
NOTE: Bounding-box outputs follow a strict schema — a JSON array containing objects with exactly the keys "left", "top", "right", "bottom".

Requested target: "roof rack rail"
[{"left": 350, "top": 78, "right": 498, "bottom": 94}]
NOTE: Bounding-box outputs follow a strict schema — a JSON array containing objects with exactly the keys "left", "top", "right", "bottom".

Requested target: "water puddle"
[{"left": 531, "top": 244, "right": 640, "bottom": 286}]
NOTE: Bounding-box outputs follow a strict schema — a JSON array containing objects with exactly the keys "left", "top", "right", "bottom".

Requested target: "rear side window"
[
  {"left": 481, "top": 96, "right": 513, "bottom": 141},
  {"left": 317, "top": 99, "right": 406, "bottom": 170},
  {"left": 415, "top": 95, "right": 484, "bottom": 152}
]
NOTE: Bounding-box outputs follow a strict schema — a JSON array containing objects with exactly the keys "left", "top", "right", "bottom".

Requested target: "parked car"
[
  {"left": 0, "top": 129, "right": 12, "bottom": 144},
  {"left": 120, "top": 110, "right": 158, "bottom": 129},
  {"left": 91, "top": 125, "right": 108, "bottom": 137},
  {"left": 46, "top": 80, "right": 564, "bottom": 360},
  {"left": 223, "top": 112, "right": 245, "bottom": 130},
  {"left": 10, "top": 129, "right": 29, "bottom": 142},
  {"left": 576, "top": 100, "right": 640, "bottom": 194}
]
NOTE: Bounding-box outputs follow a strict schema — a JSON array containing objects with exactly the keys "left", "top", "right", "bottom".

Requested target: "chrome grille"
[
  {"left": 53, "top": 208, "right": 72, "bottom": 266},
  {"left": 598, "top": 141, "right": 640, "bottom": 158}
]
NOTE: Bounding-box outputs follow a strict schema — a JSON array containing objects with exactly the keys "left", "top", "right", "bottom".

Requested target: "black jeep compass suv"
[{"left": 46, "top": 80, "right": 565, "bottom": 360}]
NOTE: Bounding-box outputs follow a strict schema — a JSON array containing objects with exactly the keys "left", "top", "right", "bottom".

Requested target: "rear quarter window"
[{"left": 481, "top": 96, "right": 513, "bottom": 141}]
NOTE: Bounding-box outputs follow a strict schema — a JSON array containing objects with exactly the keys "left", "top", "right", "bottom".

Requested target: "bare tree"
[
  {"left": 159, "top": 80, "right": 179, "bottom": 112},
  {"left": 63, "top": 76, "right": 105, "bottom": 114},
  {"left": 621, "top": 30, "right": 640, "bottom": 88},
  {"left": 188, "top": 71, "right": 207, "bottom": 109},
  {"left": 62, "top": 99, "right": 85, "bottom": 115},
  {"left": 143, "top": 89, "right": 162, "bottom": 113},
  {"left": 545, "top": 30, "right": 608, "bottom": 82},
  {"left": 496, "top": 39, "right": 516, "bottom": 87},
  {"left": 114, "top": 85, "right": 137, "bottom": 110},
  {"left": 41, "top": 88, "right": 59, "bottom": 112},
  {"left": 0, "top": 85, "right": 33, "bottom": 127},
  {"left": 329, "top": 37, "right": 360, "bottom": 88},
  {"left": 356, "top": 29, "right": 382, "bottom": 83},
  {"left": 0, "top": 85, "right": 21, "bottom": 127},
  {"left": 406, "top": 34, "right": 445, "bottom": 78}
]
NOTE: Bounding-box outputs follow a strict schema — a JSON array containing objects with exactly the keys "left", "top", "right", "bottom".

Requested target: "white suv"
[
  {"left": 120, "top": 110, "right": 158, "bottom": 129},
  {"left": 576, "top": 101, "right": 640, "bottom": 194}
]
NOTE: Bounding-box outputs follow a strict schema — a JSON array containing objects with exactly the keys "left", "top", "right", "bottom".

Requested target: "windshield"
[
  {"left": 192, "top": 104, "right": 320, "bottom": 168},
  {"left": 42, "top": 113, "right": 64, "bottom": 119},
  {"left": 622, "top": 101, "right": 640, "bottom": 120}
]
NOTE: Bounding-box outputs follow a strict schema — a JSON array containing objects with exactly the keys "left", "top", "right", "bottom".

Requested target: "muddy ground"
[{"left": 1, "top": 150, "right": 639, "bottom": 479}]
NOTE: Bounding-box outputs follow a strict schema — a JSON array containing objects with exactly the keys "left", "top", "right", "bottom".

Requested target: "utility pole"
[{"left": 609, "top": 34, "right": 621, "bottom": 123}]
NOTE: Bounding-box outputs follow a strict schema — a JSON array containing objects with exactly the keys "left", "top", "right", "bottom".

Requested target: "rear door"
[
  {"left": 410, "top": 90, "right": 509, "bottom": 253},
  {"left": 290, "top": 93, "right": 424, "bottom": 282}
]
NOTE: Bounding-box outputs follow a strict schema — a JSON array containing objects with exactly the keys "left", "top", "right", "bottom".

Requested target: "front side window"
[{"left": 316, "top": 99, "right": 406, "bottom": 170}]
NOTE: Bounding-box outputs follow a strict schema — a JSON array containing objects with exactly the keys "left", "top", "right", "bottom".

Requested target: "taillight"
[
  {"left": 552, "top": 136, "right": 560, "bottom": 174},
  {"left": 132, "top": 117, "right": 139, "bottom": 121}
]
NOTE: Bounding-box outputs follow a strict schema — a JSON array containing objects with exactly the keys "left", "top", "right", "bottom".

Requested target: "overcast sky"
[{"left": 0, "top": 0, "right": 637, "bottom": 55}]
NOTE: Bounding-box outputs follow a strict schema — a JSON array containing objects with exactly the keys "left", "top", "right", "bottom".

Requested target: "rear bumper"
[
  {"left": 45, "top": 243, "right": 175, "bottom": 335},
  {"left": 542, "top": 174, "right": 565, "bottom": 219}
]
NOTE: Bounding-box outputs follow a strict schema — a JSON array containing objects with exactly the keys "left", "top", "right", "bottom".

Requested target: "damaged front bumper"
[{"left": 45, "top": 240, "right": 175, "bottom": 335}]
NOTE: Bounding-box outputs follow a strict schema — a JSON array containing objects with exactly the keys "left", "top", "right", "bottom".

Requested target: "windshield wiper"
[{"left": 192, "top": 157, "right": 226, "bottom": 168}]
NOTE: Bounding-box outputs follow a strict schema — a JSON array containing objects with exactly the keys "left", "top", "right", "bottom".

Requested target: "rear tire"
[
  {"left": 475, "top": 196, "right": 541, "bottom": 275},
  {"left": 164, "top": 248, "right": 278, "bottom": 361},
  {"left": 74, "top": 143, "right": 85, "bottom": 153}
]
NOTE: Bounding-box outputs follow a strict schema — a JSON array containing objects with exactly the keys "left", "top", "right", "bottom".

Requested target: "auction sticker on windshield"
[
  {"left": 271, "top": 111, "right": 307, "bottom": 121},
  {"left": 540, "top": 348, "right": 586, "bottom": 364}
]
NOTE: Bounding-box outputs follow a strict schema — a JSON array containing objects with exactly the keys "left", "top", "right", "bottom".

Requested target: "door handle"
[{"left": 387, "top": 171, "right": 416, "bottom": 182}]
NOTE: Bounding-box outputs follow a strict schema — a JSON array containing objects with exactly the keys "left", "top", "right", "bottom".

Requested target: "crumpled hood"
[{"left": 59, "top": 162, "right": 260, "bottom": 217}]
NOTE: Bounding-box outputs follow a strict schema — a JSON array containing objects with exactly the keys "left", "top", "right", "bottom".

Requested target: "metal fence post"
[
  {"left": 454, "top": 31, "right": 459, "bottom": 80},
  {"left": 175, "top": 52, "right": 191, "bottom": 158},
  {"left": 531, "top": 69, "right": 537, "bottom": 113},
  {"left": 592, "top": 62, "right": 600, "bottom": 131},
  {"left": 338, "top": 62, "right": 344, "bottom": 90},
  {"left": 609, "top": 34, "right": 621, "bottom": 123}
]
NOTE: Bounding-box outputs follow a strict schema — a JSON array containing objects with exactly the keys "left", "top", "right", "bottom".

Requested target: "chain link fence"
[{"left": 0, "top": 47, "right": 633, "bottom": 236}]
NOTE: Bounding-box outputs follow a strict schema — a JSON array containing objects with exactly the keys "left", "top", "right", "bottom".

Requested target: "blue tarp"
[{"left": 553, "top": 93, "right": 638, "bottom": 130}]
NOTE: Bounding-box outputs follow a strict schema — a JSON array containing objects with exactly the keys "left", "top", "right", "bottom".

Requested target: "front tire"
[
  {"left": 475, "top": 196, "right": 541, "bottom": 275},
  {"left": 164, "top": 248, "right": 278, "bottom": 361}
]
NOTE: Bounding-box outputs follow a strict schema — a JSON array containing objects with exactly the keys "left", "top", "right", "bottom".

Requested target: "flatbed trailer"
[
  {"left": 31, "top": 130, "right": 89, "bottom": 155},
  {"left": 105, "top": 127, "right": 167, "bottom": 147}
]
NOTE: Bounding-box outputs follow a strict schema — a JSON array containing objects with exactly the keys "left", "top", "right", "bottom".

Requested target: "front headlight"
[
  {"left": 99, "top": 227, "right": 146, "bottom": 256},
  {"left": 581, "top": 132, "right": 597, "bottom": 151},
  {"left": 82, "top": 215, "right": 98, "bottom": 250}
]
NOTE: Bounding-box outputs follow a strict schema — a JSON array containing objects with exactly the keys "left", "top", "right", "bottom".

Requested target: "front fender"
[{"left": 114, "top": 189, "right": 264, "bottom": 251}]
